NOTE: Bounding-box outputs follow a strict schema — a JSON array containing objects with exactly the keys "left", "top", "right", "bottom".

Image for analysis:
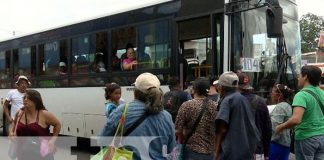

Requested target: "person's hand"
[
  {"left": 8, "top": 131, "right": 16, "bottom": 140},
  {"left": 132, "top": 60, "right": 138, "bottom": 65},
  {"left": 48, "top": 139, "right": 57, "bottom": 153},
  {"left": 9, "top": 117, "right": 14, "bottom": 124},
  {"left": 275, "top": 125, "right": 284, "bottom": 135}
]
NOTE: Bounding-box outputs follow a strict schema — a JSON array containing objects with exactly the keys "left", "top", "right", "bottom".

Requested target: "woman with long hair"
[
  {"left": 10, "top": 89, "right": 61, "bottom": 160},
  {"left": 100, "top": 72, "right": 176, "bottom": 160}
]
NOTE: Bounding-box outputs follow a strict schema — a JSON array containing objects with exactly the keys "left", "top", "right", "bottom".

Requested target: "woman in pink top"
[
  {"left": 10, "top": 89, "right": 61, "bottom": 160},
  {"left": 122, "top": 47, "right": 138, "bottom": 70}
]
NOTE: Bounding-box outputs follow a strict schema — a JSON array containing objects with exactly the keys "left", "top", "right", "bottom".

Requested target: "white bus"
[{"left": 0, "top": 0, "right": 301, "bottom": 137}]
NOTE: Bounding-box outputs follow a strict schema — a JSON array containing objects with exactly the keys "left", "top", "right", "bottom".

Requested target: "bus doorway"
[
  {"left": 177, "top": 14, "right": 223, "bottom": 87},
  {"left": 178, "top": 16, "right": 212, "bottom": 85}
]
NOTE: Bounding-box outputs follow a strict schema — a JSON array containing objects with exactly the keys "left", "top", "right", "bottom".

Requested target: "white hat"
[
  {"left": 213, "top": 80, "right": 219, "bottom": 85},
  {"left": 59, "top": 62, "right": 66, "bottom": 67},
  {"left": 16, "top": 75, "right": 31, "bottom": 85},
  {"left": 134, "top": 72, "right": 160, "bottom": 94},
  {"left": 218, "top": 71, "right": 239, "bottom": 87}
]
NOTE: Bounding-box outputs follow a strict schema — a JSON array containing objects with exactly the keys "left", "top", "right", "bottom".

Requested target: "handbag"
[
  {"left": 92, "top": 103, "right": 133, "bottom": 160},
  {"left": 167, "top": 143, "right": 184, "bottom": 160}
]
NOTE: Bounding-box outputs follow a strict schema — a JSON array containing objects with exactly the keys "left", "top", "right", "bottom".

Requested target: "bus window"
[
  {"left": 138, "top": 20, "right": 171, "bottom": 70},
  {"left": 112, "top": 27, "right": 136, "bottom": 71},
  {"left": 91, "top": 32, "right": 108, "bottom": 73},
  {"left": 39, "top": 41, "right": 60, "bottom": 76},
  {"left": 13, "top": 47, "right": 34, "bottom": 80},
  {"left": 72, "top": 35, "right": 93, "bottom": 75},
  {"left": 0, "top": 51, "right": 11, "bottom": 88}
]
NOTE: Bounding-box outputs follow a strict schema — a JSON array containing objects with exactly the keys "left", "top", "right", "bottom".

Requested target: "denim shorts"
[{"left": 295, "top": 135, "right": 324, "bottom": 160}]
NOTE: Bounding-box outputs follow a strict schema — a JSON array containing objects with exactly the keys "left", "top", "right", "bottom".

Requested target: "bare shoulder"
[{"left": 40, "top": 110, "right": 55, "bottom": 118}]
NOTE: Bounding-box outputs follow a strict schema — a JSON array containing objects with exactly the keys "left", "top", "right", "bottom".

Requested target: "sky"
[{"left": 0, "top": 0, "right": 323, "bottom": 41}]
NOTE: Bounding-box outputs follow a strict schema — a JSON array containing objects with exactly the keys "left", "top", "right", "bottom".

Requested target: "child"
[
  {"left": 104, "top": 82, "right": 121, "bottom": 118},
  {"left": 269, "top": 84, "right": 294, "bottom": 160}
]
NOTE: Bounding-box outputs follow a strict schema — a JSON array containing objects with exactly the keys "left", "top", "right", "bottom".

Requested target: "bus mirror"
[{"left": 266, "top": 6, "right": 283, "bottom": 38}]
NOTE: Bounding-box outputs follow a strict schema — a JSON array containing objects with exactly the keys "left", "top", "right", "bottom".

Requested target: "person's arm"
[
  {"left": 214, "top": 120, "right": 228, "bottom": 160},
  {"left": 260, "top": 101, "right": 272, "bottom": 159},
  {"left": 174, "top": 103, "right": 187, "bottom": 143},
  {"left": 3, "top": 100, "right": 13, "bottom": 123},
  {"left": 122, "top": 60, "right": 137, "bottom": 70},
  {"left": 9, "top": 110, "right": 21, "bottom": 138},
  {"left": 275, "top": 106, "right": 305, "bottom": 134},
  {"left": 44, "top": 110, "right": 61, "bottom": 152}
]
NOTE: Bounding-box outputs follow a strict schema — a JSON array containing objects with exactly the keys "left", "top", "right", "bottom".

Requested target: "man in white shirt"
[{"left": 3, "top": 75, "right": 30, "bottom": 134}]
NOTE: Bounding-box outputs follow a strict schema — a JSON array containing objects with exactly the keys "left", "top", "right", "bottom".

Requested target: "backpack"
[{"left": 163, "top": 90, "right": 182, "bottom": 121}]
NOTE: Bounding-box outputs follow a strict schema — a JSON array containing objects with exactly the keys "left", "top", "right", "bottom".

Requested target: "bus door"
[
  {"left": 177, "top": 14, "right": 223, "bottom": 86},
  {"left": 177, "top": 16, "right": 212, "bottom": 85}
]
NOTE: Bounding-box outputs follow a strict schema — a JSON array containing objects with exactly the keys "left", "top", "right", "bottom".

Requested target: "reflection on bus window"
[
  {"left": 38, "top": 40, "right": 68, "bottom": 77},
  {"left": 0, "top": 51, "right": 11, "bottom": 88},
  {"left": 138, "top": 20, "right": 171, "bottom": 70},
  {"left": 72, "top": 35, "right": 92, "bottom": 74},
  {"left": 14, "top": 47, "right": 31, "bottom": 78},
  {"left": 90, "top": 32, "right": 107, "bottom": 73}
]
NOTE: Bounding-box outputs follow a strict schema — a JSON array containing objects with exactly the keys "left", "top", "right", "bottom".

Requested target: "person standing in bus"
[
  {"left": 10, "top": 89, "right": 61, "bottom": 160},
  {"left": 100, "top": 72, "right": 175, "bottom": 160},
  {"left": 104, "top": 82, "right": 121, "bottom": 118},
  {"left": 269, "top": 84, "right": 293, "bottom": 160},
  {"left": 275, "top": 65, "right": 324, "bottom": 160},
  {"left": 3, "top": 75, "right": 30, "bottom": 133},
  {"left": 214, "top": 72, "right": 260, "bottom": 160}
]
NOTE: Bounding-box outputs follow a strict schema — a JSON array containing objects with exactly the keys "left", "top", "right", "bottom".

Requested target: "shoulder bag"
[{"left": 92, "top": 103, "right": 148, "bottom": 160}]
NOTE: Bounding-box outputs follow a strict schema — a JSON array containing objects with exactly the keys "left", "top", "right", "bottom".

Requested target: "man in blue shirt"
[
  {"left": 215, "top": 72, "right": 260, "bottom": 160},
  {"left": 100, "top": 72, "right": 176, "bottom": 160}
]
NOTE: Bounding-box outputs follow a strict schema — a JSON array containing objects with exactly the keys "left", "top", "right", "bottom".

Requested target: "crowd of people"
[
  {"left": 99, "top": 65, "right": 324, "bottom": 160},
  {"left": 3, "top": 65, "right": 324, "bottom": 160}
]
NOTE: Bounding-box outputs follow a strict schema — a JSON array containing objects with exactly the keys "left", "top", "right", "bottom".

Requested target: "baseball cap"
[
  {"left": 59, "top": 62, "right": 66, "bottom": 67},
  {"left": 218, "top": 71, "right": 239, "bottom": 87},
  {"left": 213, "top": 80, "right": 219, "bottom": 86},
  {"left": 237, "top": 73, "right": 253, "bottom": 90},
  {"left": 134, "top": 72, "right": 160, "bottom": 94},
  {"left": 16, "top": 75, "right": 31, "bottom": 85}
]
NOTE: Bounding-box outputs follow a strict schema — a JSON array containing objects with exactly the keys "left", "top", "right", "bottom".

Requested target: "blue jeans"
[
  {"left": 184, "top": 147, "right": 214, "bottom": 160},
  {"left": 269, "top": 141, "right": 290, "bottom": 160},
  {"left": 295, "top": 135, "right": 324, "bottom": 160}
]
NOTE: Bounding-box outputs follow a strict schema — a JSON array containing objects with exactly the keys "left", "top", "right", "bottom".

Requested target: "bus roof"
[{"left": 0, "top": 0, "right": 172, "bottom": 43}]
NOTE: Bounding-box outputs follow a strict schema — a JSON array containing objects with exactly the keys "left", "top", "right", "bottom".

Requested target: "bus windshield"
[{"left": 231, "top": 1, "right": 301, "bottom": 98}]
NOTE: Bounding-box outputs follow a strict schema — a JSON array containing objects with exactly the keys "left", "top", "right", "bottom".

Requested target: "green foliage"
[{"left": 300, "top": 13, "right": 324, "bottom": 53}]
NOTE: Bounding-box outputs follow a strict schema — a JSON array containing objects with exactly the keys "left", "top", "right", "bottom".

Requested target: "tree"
[{"left": 299, "top": 13, "right": 324, "bottom": 53}]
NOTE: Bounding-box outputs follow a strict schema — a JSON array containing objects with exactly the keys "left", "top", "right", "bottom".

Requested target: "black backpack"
[{"left": 163, "top": 90, "right": 182, "bottom": 121}]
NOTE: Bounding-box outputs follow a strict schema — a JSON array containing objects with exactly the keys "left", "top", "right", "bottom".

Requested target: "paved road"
[{"left": 1, "top": 128, "right": 296, "bottom": 160}]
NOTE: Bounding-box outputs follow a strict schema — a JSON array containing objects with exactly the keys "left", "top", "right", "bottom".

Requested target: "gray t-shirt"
[
  {"left": 216, "top": 92, "right": 260, "bottom": 160},
  {"left": 270, "top": 102, "right": 292, "bottom": 147}
]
